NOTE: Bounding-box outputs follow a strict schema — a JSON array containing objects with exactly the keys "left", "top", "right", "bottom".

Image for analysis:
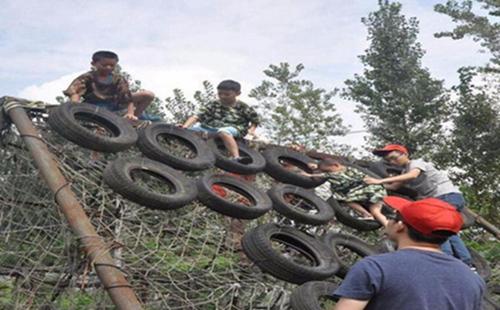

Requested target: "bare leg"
[
  {"left": 132, "top": 90, "right": 155, "bottom": 117},
  {"left": 218, "top": 131, "right": 240, "bottom": 158},
  {"left": 346, "top": 202, "right": 373, "bottom": 218},
  {"left": 369, "top": 202, "right": 389, "bottom": 227}
]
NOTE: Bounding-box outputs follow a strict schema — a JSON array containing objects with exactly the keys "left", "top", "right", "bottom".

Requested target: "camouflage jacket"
[
  {"left": 324, "top": 167, "right": 387, "bottom": 203},
  {"left": 63, "top": 71, "right": 133, "bottom": 108},
  {"left": 196, "top": 100, "right": 260, "bottom": 136}
]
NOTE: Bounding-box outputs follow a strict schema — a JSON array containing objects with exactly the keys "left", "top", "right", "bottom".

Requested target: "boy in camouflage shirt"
[
  {"left": 63, "top": 50, "right": 155, "bottom": 121},
  {"left": 304, "top": 158, "right": 389, "bottom": 226},
  {"left": 181, "top": 80, "right": 259, "bottom": 163}
]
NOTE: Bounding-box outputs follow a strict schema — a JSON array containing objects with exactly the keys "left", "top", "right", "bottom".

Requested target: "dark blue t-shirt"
[{"left": 333, "top": 249, "right": 485, "bottom": 310}]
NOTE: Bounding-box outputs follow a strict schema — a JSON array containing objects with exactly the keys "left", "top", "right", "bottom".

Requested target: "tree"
[
  {"left": 434, "top": 0, "right": 500, "bottom": 68},
  {"left": 436, "top": 67, "right": 500, "bottom": 224},
  {"left": 249, "top": 63, "right": 347, "bottom": 152},
  {"left": 163, "top": 80, "right": 216, "bottom": 123},
  {"left": 343, "top": 0, "right": 449, "bottom": 157}
]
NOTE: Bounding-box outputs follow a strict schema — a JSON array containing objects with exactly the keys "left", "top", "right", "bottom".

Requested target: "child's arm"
[
  {"left": 364, "top": 168, "right": 421, "bottom": 185},
  {"left": 123, "top": 102, "right": 138, "bottom": 121},
  {"left": 301, "top": 172, "right": 326, "bottom": 178}
]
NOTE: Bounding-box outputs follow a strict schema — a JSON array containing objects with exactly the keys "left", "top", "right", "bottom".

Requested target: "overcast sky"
[{"left": 0, "top": 0, "right": 489, "bottom": 152}]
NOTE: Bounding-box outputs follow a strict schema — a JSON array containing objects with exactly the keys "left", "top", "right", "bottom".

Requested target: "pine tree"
[
  {"left": 343, "top": 0, "right": 449, "bottom": 157},
  {"left": 249, "top": 63, "right": 347, "bottom": 152}
]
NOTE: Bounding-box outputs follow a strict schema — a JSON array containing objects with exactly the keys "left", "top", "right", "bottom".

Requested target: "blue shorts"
[
  {"left": 92, "top": 102, "right": 125, "bottom": 112},
  {"left": 189, "top": 125, "right": 239, "bottom": 137}
]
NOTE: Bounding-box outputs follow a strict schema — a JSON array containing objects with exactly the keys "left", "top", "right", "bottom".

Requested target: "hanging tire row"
[{"left": 47, "top": 102, "right": 496, "bottom": 309}]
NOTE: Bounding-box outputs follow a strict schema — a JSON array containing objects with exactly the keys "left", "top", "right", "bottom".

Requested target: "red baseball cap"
[
  {"left": 383, "top": 196, "right": 463, "bottom": 237},
  {"left": 372, "top": 144, "right": 408, "bottom": 156}
]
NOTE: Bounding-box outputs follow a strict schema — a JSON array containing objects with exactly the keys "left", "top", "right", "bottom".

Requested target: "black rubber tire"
[
  {"left": 102, "top": 157, "right": 197, "bottom": 210},
  {"left": 468, "top": 246, "right": 492, "bottom": 281},
  {"left": 461, "top": 208, "right": 476, "bottom": 230},
  {"left": 321, "top": 233, "right": 379, "bottom": 278},
  {"left": 196, "top": 174, "right": 272, "bottom": 219},
  {"left": 241, "top": 223, "right": 339, "bottom": 284},
  {"left": 289, "top": 281, "right": 339, "bottom": 310},
  {"left": 327, "top": 198, "right": 382, "bottom": 231},
  {"left": 208, "top": 139, "right": 266, "bottom": 175},
  {"left": 367, "top": 160, "right": 404, "bottom": 178},
  {"left": 262, "top": 147, "right": 326, "bottom": 189},
  {"left": 483, "top": 284, "right": 500, "bottom": 310},
  {"left": 267, "top": 183, "right": 334, "bottom": 226},
  {"left": 136, "top": 123, "right": 215, "bottom": 171},
  {"left": 47, "top": 102, "right": 137, "bottom": 152}
]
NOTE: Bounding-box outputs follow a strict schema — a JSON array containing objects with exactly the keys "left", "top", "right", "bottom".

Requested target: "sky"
[{"left": 0, "top": 0, "right": 490, "bottom": 154}]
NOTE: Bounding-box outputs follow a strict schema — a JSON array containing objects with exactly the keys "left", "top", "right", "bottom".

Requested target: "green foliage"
[
  {"left": 435, "top": 0, "right": 500, "bottom": 68},
  {"left": 164, "top": 80, "right": 216, "bottom": 123},
  {"left": 436, "top": 67, "right": 500, "bottom": 225},
  {"left": 249, "top": 63, "right": 348, "bottom": 151},
  {"left": 343, "top": 0, "right": 449, "bottom": 156}
]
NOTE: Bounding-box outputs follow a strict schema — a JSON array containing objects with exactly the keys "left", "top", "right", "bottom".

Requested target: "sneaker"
[{"left": 233, "top": 156, "right": 252, "bottom": 165}]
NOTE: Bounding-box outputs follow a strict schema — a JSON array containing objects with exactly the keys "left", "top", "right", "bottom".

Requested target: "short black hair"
[
  {"left": 217, "top": 80, "right": 241, "bottom": 92},
  {"left": 92, "top": 51, "right": 119, "bottom": 62}
]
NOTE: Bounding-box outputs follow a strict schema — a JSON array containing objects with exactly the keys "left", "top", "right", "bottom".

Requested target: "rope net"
[{"left": 0, "top": 109, "right": 497, "bottom": 309}]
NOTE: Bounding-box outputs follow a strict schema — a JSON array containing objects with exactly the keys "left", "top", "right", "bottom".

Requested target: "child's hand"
[
  {"left": 364, "top": 177, "right": 381, "bottom": 184},
  {"left": 301, "top": 171, "right": 311, "bottom": 177},
  {"left": 124, "top": 113, "right": 138, "bottom": 121},
  {"left": 307, "top": 163, "right": 318, "bottom": 170}
]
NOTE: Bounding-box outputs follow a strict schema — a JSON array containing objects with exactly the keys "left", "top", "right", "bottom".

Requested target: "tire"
[
  {"left": 321, "top": 233, "right": 379, "bottom": 278},
  {"left": 102, "top": 157, "right": 197, "bottom": 210},
  {"left": 345, "top": 163, "right": 382, "bottom": 179},
  {"left": 367, "top": 160, "right": 404, "bottom": 178},
  {"left": 267, "top": 183, "right": 334, "bottom": 226},
  {"left": 468, "top": 247, "right": 491, "bottom": 281},
  {"left": 483, "top": 284, "right": 500, "bottom": 310},
  {"left": 136, "top": 123, "right": 215, "bottom": 171},
  {"left": 196, "top": 174, "right": 272, "bottom": 219},
  {"left": 241, "top": 223, "right": 339, "bottom": 284},
  {"left": 461, "top": 208, "right": 476, "bottom": 230},
  {"left": 208, "top": 139, "right": 266, "bottom": 175},
  {"left": 47, "top": 102, "right": 137, "bottom": 152},
  {"left": 327, "top": 198, "right": 382, "bottom": 231},
  {"left": 289, "top": 281, "right": 339, "bottom": 310},
  {"left": 262, "top": 147, "right": 326, "bottom": 189}
]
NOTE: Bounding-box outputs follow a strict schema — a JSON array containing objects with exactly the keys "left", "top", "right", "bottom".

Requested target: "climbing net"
[{"left": 0, "top": 109, "right": 497, "bottom": 309}]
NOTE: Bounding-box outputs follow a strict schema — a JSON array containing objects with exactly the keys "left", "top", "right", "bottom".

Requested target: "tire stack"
[{"left": 47, "top": 104, "right": 495, "bottom": 309}]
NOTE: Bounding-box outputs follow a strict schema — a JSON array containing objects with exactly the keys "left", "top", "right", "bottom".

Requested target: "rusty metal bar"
[
  {"left": 463, "top": 207, "right": 500, "bottom": 241},
  {"left": 4, "top": 102, "right": 143, "bottom": 310}
]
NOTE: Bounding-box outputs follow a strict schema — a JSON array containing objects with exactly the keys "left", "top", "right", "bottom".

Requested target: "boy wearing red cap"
[
  {"left": 333, "top": 197, "right": 485, "bottom": 310},
  {"left": 364, "top": 144, "right": 475, "bottom": 268}
]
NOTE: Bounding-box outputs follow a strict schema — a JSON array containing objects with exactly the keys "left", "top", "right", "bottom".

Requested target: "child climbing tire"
[{"left": 262, "top": 147, "right": 325, "bottom": 189}]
